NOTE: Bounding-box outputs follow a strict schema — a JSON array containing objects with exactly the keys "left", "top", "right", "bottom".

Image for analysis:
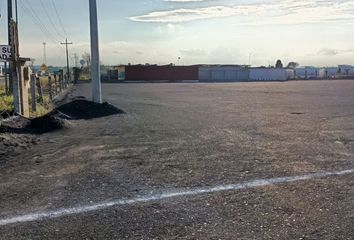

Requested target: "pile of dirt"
[
  {"left": 0, "top": 110, "right": 13, "bottom": 120},
  {"left": 56, "top": 99, "right": 124, "bottom": 120},
  {"left": 28, "top": 112, "right": 69, "bottom": 134},
  {"left": 1, "top": 100, "right": 124, "bottom": 134}
]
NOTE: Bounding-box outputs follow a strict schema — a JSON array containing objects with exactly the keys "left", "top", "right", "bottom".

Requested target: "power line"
[
  {"left": 20, "top": 0, "right": 64, "bottom": 50},
  {"left": 39, "top": 0, "right": 65, "bottom": 39},
  {"left": 20, "top": 1, "right": 60, "bottom": 45},
  {"left": 19, "top": 1, "right": 66, "bottom": 65},
  {"left": 51, "top": 0, "right": 67, "bottom": 37}
]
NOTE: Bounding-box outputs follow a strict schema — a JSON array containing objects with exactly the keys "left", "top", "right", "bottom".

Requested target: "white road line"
[{"left": 1, "top": 168, "right": 353, "bottom": 227}]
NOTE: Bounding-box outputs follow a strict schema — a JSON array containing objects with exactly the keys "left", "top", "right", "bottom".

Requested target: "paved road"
[{"left": 1, "top": 81, "right": 354, "bottom": 239}]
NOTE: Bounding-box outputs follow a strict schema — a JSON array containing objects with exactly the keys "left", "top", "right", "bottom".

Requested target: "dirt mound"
[
  {"left": 28, "top": 112, "right": 69, "bottom": 134},
  {"left": 56, "top": 100, "right": 124, "bottom": 120},
  {"left": 0, "top": 100, "right": 124, "bottom": 134},
  {"left": 0, "top": 110, "right": 13, "bottom": 120},
  {"left": 27, "top": 100, "right": 124, "bottom": 133}
]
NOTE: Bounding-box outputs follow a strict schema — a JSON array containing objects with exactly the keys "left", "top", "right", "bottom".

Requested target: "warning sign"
[
  {"left": 41, "top": 64, "right": 47, "bottom": 71},
  {"left": 0, "top": 45, "right": 12, "bottom": 62}
]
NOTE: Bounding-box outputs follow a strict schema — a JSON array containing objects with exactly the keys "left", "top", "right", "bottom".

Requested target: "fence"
[{"left": 29, "top": 71, "right": 73, "bottom": 115}]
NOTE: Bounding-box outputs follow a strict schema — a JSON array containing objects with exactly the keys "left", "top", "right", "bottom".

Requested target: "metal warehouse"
[
  {"left": 249, "top": 68, "right": 294, "bottom": 81},
  {"left": 125, "top": 65, "right": 199, "bottom": 82},
  {"left": 198, "top": 65, "right": 249, "bottom": 82}
]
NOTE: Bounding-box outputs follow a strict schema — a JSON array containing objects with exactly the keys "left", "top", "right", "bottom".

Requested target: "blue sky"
[{"left": 1, "top": 0, "right": 354, "bottom": 67}]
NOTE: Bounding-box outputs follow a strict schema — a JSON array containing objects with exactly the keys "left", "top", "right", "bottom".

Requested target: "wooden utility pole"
[
  {"left": 8, "top": 11, "right": 30, "bottom": 116},
  {"left": 89, "top": 0, "right": 102, "bottom": 103},
  {"left": 8, "top": 0, "right": 13, "bottom": 93},
  {"left": 61, "top": 39, "right": 72, "bottom": 83},
  {"left": 4, "top": 62, "right": 8, "bottom": 94},
  {"left": 9, "top": 20, "right": 21, "bottom": 114}
]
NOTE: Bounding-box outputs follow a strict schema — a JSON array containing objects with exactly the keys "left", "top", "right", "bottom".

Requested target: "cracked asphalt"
[{"left": 1, "top": 80, "right": 354, "bottom": 239}]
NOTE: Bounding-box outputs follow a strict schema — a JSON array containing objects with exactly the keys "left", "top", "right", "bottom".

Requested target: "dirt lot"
[{"left": 1, "top": 80, "right": 354, "bottom": 239}]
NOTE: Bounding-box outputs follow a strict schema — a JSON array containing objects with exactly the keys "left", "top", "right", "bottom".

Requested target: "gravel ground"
[{"left": 1, "top": 80, "right": 354, "bottom": 239}]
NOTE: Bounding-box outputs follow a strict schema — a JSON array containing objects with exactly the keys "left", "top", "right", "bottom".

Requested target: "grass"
[
  {"left": 1, "top": 85, "right": 53, "bottom": 118},
  {"left": 0, "top": 86, "right": 14, "bottom": 116},
  {"left": 29, "top": 95, "right": 53, "bottom": 118}
]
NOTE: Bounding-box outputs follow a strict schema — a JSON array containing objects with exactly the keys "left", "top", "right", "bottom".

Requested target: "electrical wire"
[
  {"left": 21, "top": 0, "right": 63, "bottom": 50},
  {"left": 39, "top": 0, "right": 65, "bottom": 39},
  {"left": 51, "top": 0, "right": 67, "bottom": 37},
  {"left": 19, "top": 1, "right": 66, "bottom": 65}
]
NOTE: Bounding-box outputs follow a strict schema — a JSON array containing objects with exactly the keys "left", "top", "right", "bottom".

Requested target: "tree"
[
  {"left": 82, "top": 52, "right": 91, "bottom": 74},
  {"left": 275, "top": 59, "right": 283, "bottom": 68},
  {"left": 286, "top": 62, "right": 299, "bottom": 69}
]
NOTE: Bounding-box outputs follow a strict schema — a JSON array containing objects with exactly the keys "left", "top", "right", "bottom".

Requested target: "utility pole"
[
  {"left": 73, "top": 53, "right": 79, "bottom": 68},
  {"left": 89, "top": 0, "right": 102, "bottom": 103},
  {"left": 14, "top": 0, "right": 18, "bottom": 23},
  {"left": 4, "top": 63, "right": 8, "bottom": 94},
  {"left": 7, "top": 0, "right": 13, "bottom": 93},
  {"left": 7, "top": 1, "right": 30, "bottom": 116},
  {"left": 42, "top": 42, "right": 46, "bottom": 64},
  {"left": 61, "top": 38, "right": 72, "bottom": 82},
  {"left": 9, "top": 20, "right": 20, "bottom": 114}
]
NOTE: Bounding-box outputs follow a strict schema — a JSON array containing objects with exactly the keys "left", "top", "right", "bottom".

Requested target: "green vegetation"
[
  {"left": 0, "top": 86, "right": 14, "bottom": 116},
  {"left": 1, "top": 86, "right": 53, "bottom": 118},
  {"left": 29, "top": 95, "right": 53, "bottom": 117}
]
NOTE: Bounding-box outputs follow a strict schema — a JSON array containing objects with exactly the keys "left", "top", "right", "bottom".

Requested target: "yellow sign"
[{"left": 41, "top": 64, "right": 47, "bottom": 71}]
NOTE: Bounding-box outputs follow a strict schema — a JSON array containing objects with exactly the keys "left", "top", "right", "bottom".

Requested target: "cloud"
[
  {"left": 180, "top": 48, "right": 206, "bottom": 56},
  {"left": 130, "top": 5, "right": 265, "bottom": 23},
  {"left": 318, "top": 48, "right": 339, "bottom": 56},
  {"left": 130, "top": 0, "right": 354, "bottom": 25},
  {"left": 318, "top": 48, "right": 354, "bottom": 56},
  {"left": 156, "top": 23, "right": 184, "bottom": 34}
]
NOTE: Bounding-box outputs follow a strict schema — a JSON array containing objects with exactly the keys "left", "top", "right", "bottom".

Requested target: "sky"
[{"left": 0, "top": 0, "right": 354, "bottom": 67}]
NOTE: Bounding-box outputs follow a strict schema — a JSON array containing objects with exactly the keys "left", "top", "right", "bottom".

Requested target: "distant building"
[
  {"left": 249, "top": 68, "right": 294, "bottom": 81},
  {"left": 115, "top": 65, "right": 125, "bottom": 81},
  {"left": 198, "top": 65, "right": 249, "bottom": 82},
  {"left": 338, "top": 65, "right": 354, "bottom": 75},
  {"left": 294, "top": 67, "right": 320, "bottom": 79},
  {"left": 318, "top": 67, "right": 339, "bottom": 78},
  {"left": 125, "top": 64, "right": 199, "bottom": 82}
]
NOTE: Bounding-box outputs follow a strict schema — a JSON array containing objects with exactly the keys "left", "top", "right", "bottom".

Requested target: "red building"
[{"left": 125, "top": 65, "right": 199, "bottom": 82}]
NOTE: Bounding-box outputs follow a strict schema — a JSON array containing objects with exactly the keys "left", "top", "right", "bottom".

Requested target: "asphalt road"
[{"left": 1, "top": 80, "right": 354, "bottom": 239}]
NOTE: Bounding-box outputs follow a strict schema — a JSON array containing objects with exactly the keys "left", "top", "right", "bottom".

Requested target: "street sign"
[
  {"left": 41, "top": 64, "right": 47, "bottom": 72},
  {"left": 0, "top": 45, "right": 12, "bottom": 62}
]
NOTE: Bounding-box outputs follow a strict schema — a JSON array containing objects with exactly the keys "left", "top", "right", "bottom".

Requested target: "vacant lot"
[{"left": 1, "top": 80, "right": 354, "bottom": 239}]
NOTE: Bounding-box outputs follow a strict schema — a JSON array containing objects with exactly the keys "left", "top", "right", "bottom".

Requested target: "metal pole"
[
  {"left": 89, "top": 0, "right": 102, "bottom": 103},
  {"left": 43, "top": 42, "right": 46, "bottom": 64}
]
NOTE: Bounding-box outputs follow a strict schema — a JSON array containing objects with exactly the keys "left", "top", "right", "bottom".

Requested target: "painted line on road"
[{"left": 1, "top": 168, "right": 353, "bottom": 227}]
